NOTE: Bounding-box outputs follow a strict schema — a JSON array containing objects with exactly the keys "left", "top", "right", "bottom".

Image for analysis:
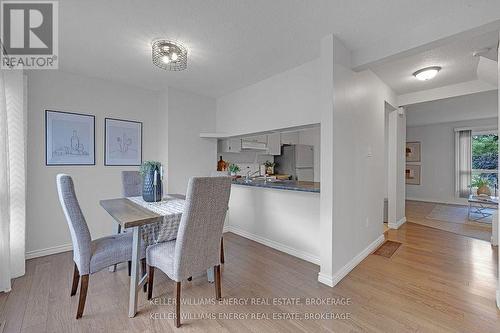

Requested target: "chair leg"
[
  {"left": 175, "top": 281, "right": 181, "bottom": 328},
  {"left": 214, "top": 265, "right": 221, "bottom": 300},
  {"left": 147, "top": 265, "right": 154, "bottom": 300},
  {"left": 70, "top": 263, "right": 80, "bottom": 297},
  {"left": 220, "top": 237, "right": 225, "bottom": 264},
  {"left": 128, "top": 261, "right": 131, "bottom": 276},
  {"left": 141, "top": 258, "right": 147, "bottom": 293},
  {"left": 76, "top": 275, "right": 89, "bottom": 319}
]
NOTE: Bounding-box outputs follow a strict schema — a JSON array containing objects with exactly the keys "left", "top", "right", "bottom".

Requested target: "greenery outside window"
[{"left": 471, "top": 131, "right": 498, "bottom": 195}]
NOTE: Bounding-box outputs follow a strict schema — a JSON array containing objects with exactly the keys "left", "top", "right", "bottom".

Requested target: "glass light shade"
[
  {"left": 413, "top": 66, "right": 441, "bottom": 81},
  {"left": 152, "top": 40, "right": 187, "bottom": 71}
]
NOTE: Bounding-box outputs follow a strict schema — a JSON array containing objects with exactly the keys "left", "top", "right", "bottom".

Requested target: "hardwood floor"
[
  {"left": 406, "top": 200, "right": 493, "bottom": 242},
  {"left": 1, "top": 224, "right": 499, "bottom": 332}
]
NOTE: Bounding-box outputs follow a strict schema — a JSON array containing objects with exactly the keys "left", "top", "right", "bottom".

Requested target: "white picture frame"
[
  {"left": 405, "top": 164, "right": 421, "bottom": 185},
  {"left": 45, "top": 110, "right": 95, "bottom": 166},
  {"left": 105, "top": 118, "right": 142, "bottom": 166}
]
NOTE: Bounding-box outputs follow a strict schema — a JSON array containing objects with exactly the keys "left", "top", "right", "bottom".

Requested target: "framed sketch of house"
[
  {"left": 45, "top": 110, "right": 95, "bottom": 166},
  {"left": 104, "top": 118, "right": 142, "bottom": 166}
]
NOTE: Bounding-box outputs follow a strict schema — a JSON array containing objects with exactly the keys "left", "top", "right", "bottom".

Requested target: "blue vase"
[{"left": 142, "top": 167, "right": 162, "bottom": 202}]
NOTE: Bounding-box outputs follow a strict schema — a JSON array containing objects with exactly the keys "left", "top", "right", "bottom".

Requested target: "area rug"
[
  {"left": 373, "top": 240, "right": 402, "bottom": 258},
  {"left": 427, "top": 204, "right": 493, "bottom": 224}
]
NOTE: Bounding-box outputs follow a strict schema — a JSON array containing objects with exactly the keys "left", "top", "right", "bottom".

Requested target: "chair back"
[
  {"left": 173, "top": 177, "right": 231, "bottom": 280},
  {"left": 121, "top": 171, "right": 142, "bottom": 197},
  {"left": 56, "top": 174, "right": 92, "bottom": 274}
]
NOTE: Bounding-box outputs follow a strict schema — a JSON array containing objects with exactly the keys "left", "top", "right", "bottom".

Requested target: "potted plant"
[
  {"left": 264, "top": 160, "right": 276, "bottom": 175},
  {"left": 140, "top": 160, "right": 163, "bottom": 202},
  {"left": 472, "top": 176, "right": 491, "bottom": 196},
  {"left": 228, "top": 163, "right": 240, "bottom": 176}
]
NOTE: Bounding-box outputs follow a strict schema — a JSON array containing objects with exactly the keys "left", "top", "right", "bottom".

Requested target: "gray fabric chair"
[
  {"left": 146, "top": 176, "right": 231, "bottom": 327},
  {"left": 121, "top": 170, "right": 142, "bottom": 197},
  {"left": 211, "top": 171, "right": 230, "bottom": 264},
  {"left": 56, "top": 174, "right": 145, "bottom": 319},
  {"left": 119, "top": 171, "right": 143, "bottom": 276}
]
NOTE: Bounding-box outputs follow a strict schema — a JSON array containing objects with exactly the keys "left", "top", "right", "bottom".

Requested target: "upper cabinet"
[
  {"left": 243, "top": 135, "right": 267, "bottom": 144},
  {"left": 267, "top": 132, "right": 281, "bottom": 155},
  {"left": 219, "top": 138, "right": 242, "bottom": 153},
  {"left": 280, "top": 131, "right": 299, "bottom": 145}
]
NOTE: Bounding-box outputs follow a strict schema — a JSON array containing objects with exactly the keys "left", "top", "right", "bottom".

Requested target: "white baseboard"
[
  {"left": 25, "top": 243, "right": 72, "bottom": 260},
  {"left": 223, "top": 225, "right": 320, "bottom": 265},
  {"left": 319, "top": 235, "right": 385, "bottom": 288},
  {"left": 388, "top": 216, "right": 407, "bottom": 229},
  {"left": 406, "top": 197, "right": 467, "bottom": 206},
  {"left": 317, "top": 272, "right": 334, "bottom": 287}
]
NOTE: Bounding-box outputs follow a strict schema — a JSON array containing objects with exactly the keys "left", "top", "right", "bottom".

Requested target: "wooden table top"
[{"left": 100, "top": 198, "right": 162, "bottom": 228}]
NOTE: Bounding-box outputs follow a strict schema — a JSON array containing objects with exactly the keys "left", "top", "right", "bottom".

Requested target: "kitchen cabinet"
[
  {"left": 267, "top": 132, "right": 281, "bottom": 155},
  {"left": 244, "top": 135, "right": 267, "bottom": 144},
  {"left": 219, "top": 138, "right": 242, "bottom": 153},
  {"left": 280, "top": 131, "right": 299, "bottom": 145}
]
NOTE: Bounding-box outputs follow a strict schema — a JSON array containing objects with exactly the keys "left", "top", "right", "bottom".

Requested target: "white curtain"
[
  {"left": 0, "top": 69, "right": 26, "bottom": 292},
  {"left": 456, "top": 130, "right": 472, "bottom": 198}
]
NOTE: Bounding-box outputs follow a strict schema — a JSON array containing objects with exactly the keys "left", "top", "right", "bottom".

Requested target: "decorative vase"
[
  {"left": 477, "top": 185, "right": 491, "bottom": 196},
  {"left": 142, "top": 167, "right": 162, "bottom": 202}
]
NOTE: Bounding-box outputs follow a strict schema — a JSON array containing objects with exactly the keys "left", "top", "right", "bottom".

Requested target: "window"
[{"left": 471, "top": 131, "right": 498, "bottom": 194}]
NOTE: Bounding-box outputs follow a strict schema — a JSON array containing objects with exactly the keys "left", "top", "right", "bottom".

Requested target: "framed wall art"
[
  {"left": 45, "top": 110, "right": 95, "bottom": 166},
  {"left": 104, "top": 118, "right": 142, "bottom": 166},
  {"left": 406, "top": 141, "right": 421, "bottom": 162},
  {"left": 405, "top": 164, "right": 421, "bottom": 185}
]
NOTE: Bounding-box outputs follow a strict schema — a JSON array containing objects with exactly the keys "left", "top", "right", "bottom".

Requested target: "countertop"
[{"left": 231, "top": 178, "right": 320, "bottom": 193}]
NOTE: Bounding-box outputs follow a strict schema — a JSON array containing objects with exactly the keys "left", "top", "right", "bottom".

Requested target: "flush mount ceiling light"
[
  {"left": 152, "top": 39, "right": 187, "bottom": 71},
  {"left": 412, "top": 66, "right": 441, "bottom": 81}
]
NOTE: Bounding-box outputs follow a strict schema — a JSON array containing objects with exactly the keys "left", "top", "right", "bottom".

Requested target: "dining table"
[{"left": 100, "top": 194, "right": 215, "bottom": 318}]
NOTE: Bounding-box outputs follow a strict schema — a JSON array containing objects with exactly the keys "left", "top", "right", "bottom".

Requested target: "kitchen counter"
[{"left": 232, "top": 178, "right": 320, "bottom": 193}]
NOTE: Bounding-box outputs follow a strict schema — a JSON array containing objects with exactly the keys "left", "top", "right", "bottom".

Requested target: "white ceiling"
[
  {"left": 369, "top": 31, "right": 499, "bottom": 95},
  {"left": 54, "top": 0, "right": 500, "bottom": 97}
]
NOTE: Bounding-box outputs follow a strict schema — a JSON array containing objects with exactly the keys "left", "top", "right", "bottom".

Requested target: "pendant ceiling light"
[{"left": 152, "top": 39, "right": 187, "bottom": 71}]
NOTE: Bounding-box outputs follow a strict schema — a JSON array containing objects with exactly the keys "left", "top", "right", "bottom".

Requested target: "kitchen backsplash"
[{"left": 218, "top": 152, "right": 274, "bottom": 176}]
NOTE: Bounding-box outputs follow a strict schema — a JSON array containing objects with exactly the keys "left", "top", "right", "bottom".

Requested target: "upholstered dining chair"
[
  {"left": 211, "top": 171, "right": 230, "bottom": 264},
  {"left": 119, "top": 171, "right": 143, "bottom": 276},
  {"left": 121, "top": 170, "right": 142, "bottom": 199},
  {"left": 146, "top": 177, "right": 231, "bottom": 327},
  {"left": 56, "top": 174, "right": 145, "bottom": 319}
]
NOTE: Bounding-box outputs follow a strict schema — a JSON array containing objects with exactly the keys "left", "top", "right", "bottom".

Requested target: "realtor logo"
[{"left": 1, "top": 0, "right": 58, "bottom": 69}]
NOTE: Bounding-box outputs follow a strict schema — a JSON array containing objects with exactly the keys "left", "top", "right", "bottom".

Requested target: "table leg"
[
  {"left": 109, "top": 222, "right": 122, "bottom": 272},
  {"left": 128, "top": 226, "right": 141, "bottom": 317},
  {"left": 207, "top": 267, "right": 214, "bottom": 283}
]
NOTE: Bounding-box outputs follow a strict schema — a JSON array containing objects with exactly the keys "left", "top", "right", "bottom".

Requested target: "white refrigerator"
[{"left": 275, "top": 144, "right": 314, "bottom": 181}]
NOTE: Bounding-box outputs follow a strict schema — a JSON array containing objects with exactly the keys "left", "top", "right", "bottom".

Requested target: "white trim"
[
  {"left": 223, "top": 225, "right": 320, "bottom": 265},
  {"left": 25, "top": 243, "right": 72, "bottom": 260},
  {"left": 406, "top": 197, "right": 468, "bottom": 206},
  {"left": 328, "top": 235, "right": 385, "bottom": 287},
  {"left": 388, "top": 217, "right": 407, "bottom": 229},
  {"left": 317, "top": 272, "right": 334, "bottom": 287},
  {"left": 454, "top": 125, "right": 498, "bottom": 132},
  {"left": 497, "top": 290, "right": 500, "bottom": 310}
]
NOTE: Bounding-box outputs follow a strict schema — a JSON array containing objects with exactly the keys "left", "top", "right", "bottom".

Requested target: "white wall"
[
  {"left": 387, "top": 108, "right": 406, "bottom": 228},
  {"left": 160, "top": 87, "right": 217, "bottom": 195},
  {"left": 227, "top": 185, "right": 320, "bottom": 264},
  {"left": 405, "top": 90, "right": 497, "bottom": 127},
  {"left": 26, "top": 71, "right": 159, "bottom": 255},
  {"left": 216, "top": 59, "right": 320, "bottom": 135},
  {"left": 406, "top": 117, "right": 497, "bottom": 205},
  {"left": 319, "top": 34, "right": 398, "bottom": 286}
]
